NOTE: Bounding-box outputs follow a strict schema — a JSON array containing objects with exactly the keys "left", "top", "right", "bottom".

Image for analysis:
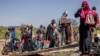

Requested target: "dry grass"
[{"left": 40, "top": 51, "right": 73, "bottom": 56}]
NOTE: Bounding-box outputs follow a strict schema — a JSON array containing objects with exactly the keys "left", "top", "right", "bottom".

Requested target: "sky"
[{"left": 0, "top": 0, "right": 100, "bottom": 27}]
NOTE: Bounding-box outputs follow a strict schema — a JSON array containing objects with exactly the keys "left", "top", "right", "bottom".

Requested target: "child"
[{"left": 5, "top": 32, "right": 11, "bottom": 46}]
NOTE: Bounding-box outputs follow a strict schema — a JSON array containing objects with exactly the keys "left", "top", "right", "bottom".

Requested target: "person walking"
[
  {"left": 46, "top": 19, "right": 56, "bottom": 48},
  {"left": 60, "top": 11, "right": 68, "bottom": 45}
]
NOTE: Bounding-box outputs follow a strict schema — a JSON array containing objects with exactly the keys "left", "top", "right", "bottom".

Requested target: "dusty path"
[
  {"left": 0, "top": 39, "right": 79, "bottom": 56},
  {"left": 0, "top": 40, "right": 5, "bottom": 56},
  {"left": 0, "top": 39, "right": 10, "bottom": 56},
  {"left": 11, "top": 42, "right": 79, "bottom": 56}
]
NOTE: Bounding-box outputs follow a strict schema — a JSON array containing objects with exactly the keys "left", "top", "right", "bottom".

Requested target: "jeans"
[
  {"left": 61, "top": 30, "right": 66, "bottom": 45},
  {"left": 34, "top": 40, "right": 41, "bottom": 49},
  {"left": 9, "top": 38, "right": 14, "bottom": 51}
]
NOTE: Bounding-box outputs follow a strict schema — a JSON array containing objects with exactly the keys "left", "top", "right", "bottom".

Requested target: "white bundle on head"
[
  {"left": 53, "top": 24, "right": 57, "bottom": 27},
  {"left": 63, "top": 11, "right": 68, "bottom": 16},
  {"left": 65, "top": 11, "right": 68, "bottom": 15}
]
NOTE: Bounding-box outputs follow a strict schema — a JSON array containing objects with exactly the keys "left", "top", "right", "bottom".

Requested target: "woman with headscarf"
[{"left": 74, "top": 0, "right": 96, "bottom": 56}]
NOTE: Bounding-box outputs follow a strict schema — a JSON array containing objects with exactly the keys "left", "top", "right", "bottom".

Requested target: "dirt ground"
[
  {"left": 0, "top": 39, "right": 79, "bottom": 56},
  {"left": 0, "top": 39, "right": 10, "bottom": 56},
  {"left": 0, "top": 40, "right": 5, "bottom": 55}
]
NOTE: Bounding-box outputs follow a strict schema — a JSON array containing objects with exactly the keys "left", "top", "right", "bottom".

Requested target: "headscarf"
[{"left": 80, "top": 0, "right": 90, "bottom": 19}]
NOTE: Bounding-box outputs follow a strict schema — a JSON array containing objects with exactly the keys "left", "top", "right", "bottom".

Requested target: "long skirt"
[
  {"left": 79, "top": 27, "right": 92, "bottom": 53},
  {"left": 23, "top": 37, "right": 34, "bottom": 51}
]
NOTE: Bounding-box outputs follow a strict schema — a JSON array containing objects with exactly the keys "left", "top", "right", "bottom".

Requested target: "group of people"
[
  {"left": 4, "top": 0, "right": 100, "bottom": 56},
  {"left": 4, "top": 13, "right": 75, "bottom": 52},
  {"left": 5, "top": 26, "right": 16, "bottom": 52},
  {"left": 20, "top": 17, "right": 74, "bottom": 51}
]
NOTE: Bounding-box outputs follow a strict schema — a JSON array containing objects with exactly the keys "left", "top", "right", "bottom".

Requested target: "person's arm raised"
[{"left": 74, "top": 9, "right": 81, "bottom": 18}]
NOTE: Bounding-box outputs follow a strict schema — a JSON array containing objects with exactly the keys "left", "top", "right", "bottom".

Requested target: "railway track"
[{"left": 10, "top": 42, "right": 79, "bottom": 56}]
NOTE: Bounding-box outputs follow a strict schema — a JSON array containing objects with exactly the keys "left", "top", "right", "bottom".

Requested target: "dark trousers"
[{"left": 49, "top": 35, "right": 56, "bottom": 48}]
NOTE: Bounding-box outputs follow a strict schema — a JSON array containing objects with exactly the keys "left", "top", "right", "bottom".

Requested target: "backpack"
[{"left": 85, "top": 10, "right": 95, "bottom": 25}]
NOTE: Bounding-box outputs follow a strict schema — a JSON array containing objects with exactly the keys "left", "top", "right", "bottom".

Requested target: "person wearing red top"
[{"left": 21, "top": 32, "right": 26, "bottom": 42}]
